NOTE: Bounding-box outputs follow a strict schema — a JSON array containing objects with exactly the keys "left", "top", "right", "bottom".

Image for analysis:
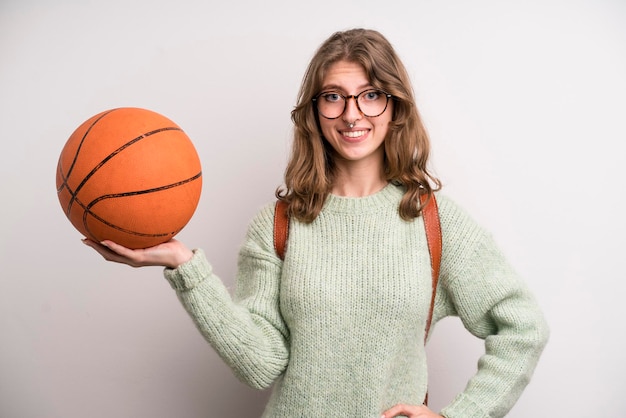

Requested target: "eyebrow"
[{"left": 319, "top": 83, "right": 373, "bottom": 93}]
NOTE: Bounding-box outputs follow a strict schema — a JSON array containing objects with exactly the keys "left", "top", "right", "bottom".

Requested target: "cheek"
[
  {"left": 318, "top": 119, "right": 335, "bottom": 139},
  {"left": 375, "top": 104, "right": 394, "bottom": 135},
  {"left": 374, "top": 118, "right": 391, "bottom": 137},
  {"left": 376, "top": 106, "right": 393, "bottom": 136}
]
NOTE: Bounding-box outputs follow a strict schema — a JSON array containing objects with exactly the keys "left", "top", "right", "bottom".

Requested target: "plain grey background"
[{"left": 1, "top": 0, "right": 624, "bottom": 417}]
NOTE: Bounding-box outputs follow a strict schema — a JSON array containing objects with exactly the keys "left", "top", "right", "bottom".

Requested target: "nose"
[{"left": 343, "top": 95, "right": 362, "bottom": 122}]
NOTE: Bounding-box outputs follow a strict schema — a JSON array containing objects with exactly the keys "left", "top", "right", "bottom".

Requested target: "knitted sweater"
[{"left": 164, "top": 183, "right": 549, "bottom": 417}]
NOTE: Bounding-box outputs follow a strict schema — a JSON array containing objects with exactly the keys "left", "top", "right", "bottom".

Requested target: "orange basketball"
[{"left": 56, "top": 107, "right": 202, "bottom": 249}]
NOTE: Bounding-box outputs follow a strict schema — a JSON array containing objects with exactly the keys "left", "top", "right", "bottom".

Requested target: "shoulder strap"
[
  {"left": 420, "top": 193, "right": 442, "bottom": 342},
  {"left": 274, "top": 200, "right": 290, "bottom": 261},
  {"left": 273, "top": 195, "right": 442, "bottom": 340}
]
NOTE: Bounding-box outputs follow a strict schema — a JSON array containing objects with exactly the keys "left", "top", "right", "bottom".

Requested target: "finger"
[
  {"left": 382, "top": 403, "right": 435, "bottom": 418},
  {"left": 82, "top": 239, "right": 141, "bottom": 266},
  {"left": 382, "top": 403, "right": 418, "bottom": 417},
  {"left": 98, "top": 240, "right": 154, "bottom": 266},
  {"left": 81, "top": 238, "right": 114, "bottom": 255},
  {"left": 99, "top": 240, "right": 134, "bottom": 255}
]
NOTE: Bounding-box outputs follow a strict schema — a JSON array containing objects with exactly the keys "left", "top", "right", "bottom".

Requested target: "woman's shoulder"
[
  {"left": 433, "top": 192, "right": 487, "bottom": 244},
  {"left": 246, "top": 200, "right": 278, "bottom": 237},
  {"left": 238, "top": 200, "right": 281, "bottom": 259},
  {"left": 433, "top": 192, "right": 474, "bottom": 223}
]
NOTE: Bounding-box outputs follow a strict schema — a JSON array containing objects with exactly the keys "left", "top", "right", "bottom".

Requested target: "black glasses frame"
[{"left": 312, "top": 89, "right": 392, "bottom": 119}]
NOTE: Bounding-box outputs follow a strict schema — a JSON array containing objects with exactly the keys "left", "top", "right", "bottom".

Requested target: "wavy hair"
[{"left": 276, "top": 28, "right": 440, "bottom": 223}]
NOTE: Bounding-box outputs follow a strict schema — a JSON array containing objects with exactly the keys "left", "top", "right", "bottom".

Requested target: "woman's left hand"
[{"left": 381, "top": 403, "right": 443, "bottom": 418}]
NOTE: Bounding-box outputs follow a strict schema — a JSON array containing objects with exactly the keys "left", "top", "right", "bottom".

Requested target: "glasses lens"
[
  {"left": 316, "top": 92, "right": 344, "bottom": 119},
  {"left": 357, "top": 90, "right": 388, "bottom": 117}
]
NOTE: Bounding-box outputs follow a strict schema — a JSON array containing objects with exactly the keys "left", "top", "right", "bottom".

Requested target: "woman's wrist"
[{"left": 167, "top": 247, "right": 194, "bottom": 269}]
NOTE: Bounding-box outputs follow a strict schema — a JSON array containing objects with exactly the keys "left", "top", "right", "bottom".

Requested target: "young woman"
[{"left": 84, "top": 28, "right": 549, "bottom": 418}]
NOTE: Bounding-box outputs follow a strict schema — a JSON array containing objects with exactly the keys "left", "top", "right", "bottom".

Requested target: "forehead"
[{"left": 321, "top": 60, "right": 370, "bottom": 91}]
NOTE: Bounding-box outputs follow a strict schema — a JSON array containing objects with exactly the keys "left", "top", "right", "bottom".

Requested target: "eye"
[
  {"left": 322, "top": 92, "right": 342, "bottom": 103},
  {"left": 362, "top": 90, "right": 381, "bottom": 101}
]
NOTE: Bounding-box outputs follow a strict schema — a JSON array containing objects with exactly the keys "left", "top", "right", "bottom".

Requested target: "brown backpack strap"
[
  {"left": 274, "top": 200, "right": 290, "bottom": 260},
  {"left": 420, "top": 192, "right": 442, "bottom": 406},
  {"left": 420, "top": 192, "right": 442, "bottom": 342}
]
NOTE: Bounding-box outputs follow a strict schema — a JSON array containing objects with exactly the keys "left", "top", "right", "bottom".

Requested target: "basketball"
[{"left": 56, "top": 107, "right": 202, "bottom": 249}]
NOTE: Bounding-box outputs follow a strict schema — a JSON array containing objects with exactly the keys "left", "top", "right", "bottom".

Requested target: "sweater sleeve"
[
  {"left": 163, "top": 203, "right": 289, "bottom": 389},
  {"left": 434, "top": 196, "right": 550, "bottom": 418}
]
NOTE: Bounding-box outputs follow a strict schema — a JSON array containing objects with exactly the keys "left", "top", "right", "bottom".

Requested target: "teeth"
[{"left": 343, "top": 130, "right": 367, "bottom": 138}]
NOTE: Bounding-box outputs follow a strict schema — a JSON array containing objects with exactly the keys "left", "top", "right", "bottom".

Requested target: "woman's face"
[{"left": 316, "top": 60, "right": 393, "bottom": 169}]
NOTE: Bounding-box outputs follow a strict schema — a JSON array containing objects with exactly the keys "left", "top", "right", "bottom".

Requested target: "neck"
[{"left": 331, "top": 161, "right": 388, "bottom": 197}]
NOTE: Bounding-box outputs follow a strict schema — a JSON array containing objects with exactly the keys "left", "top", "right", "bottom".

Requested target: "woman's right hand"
[{"left": 82, "top": 238, "right": 194, "bottom": 269}]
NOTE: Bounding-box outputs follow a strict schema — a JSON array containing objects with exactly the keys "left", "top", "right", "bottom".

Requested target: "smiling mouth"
[{"left": 342, "top": 130, "right": 368, "bottom": 138}]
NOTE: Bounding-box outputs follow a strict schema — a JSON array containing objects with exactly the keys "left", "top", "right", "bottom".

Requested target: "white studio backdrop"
[{"left": 1, "top": 0, "right": 624, "bottom": 417}]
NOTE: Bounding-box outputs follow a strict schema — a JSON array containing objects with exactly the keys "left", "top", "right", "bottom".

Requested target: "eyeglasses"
[{"left": 312, "top": 89, "right": 392, "bottom": 119}]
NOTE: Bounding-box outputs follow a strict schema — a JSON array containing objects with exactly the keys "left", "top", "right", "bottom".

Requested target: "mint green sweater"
[{"left": 164, "top": 183, "right": 549, "bottom": 417}]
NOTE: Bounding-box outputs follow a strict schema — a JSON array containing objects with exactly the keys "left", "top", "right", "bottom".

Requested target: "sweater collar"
[{"left": 323, "top": 182, "right": 404, "bottom": 214}]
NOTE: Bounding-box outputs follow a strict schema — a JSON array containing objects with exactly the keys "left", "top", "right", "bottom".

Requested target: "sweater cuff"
[
  {"left": 440, "top": 393, "right": 488, "bottom": 418},
  {"left": 163, "top": 248, "right": 212, "bottom": 291}
]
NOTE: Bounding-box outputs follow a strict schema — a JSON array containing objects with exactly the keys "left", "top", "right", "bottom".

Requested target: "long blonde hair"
[{"left": 276, "top": 28, "right": 440, "bottom": 223}]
